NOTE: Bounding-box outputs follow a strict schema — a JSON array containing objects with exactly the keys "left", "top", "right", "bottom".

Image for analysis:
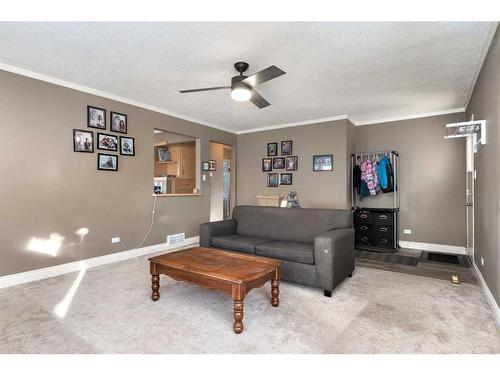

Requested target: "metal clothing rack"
[
  {"left": 351, "top": 150, "right": 400, "bottom": 210},
  {"left": 351, "top": 150, "right": 400, "bottom": 253}
]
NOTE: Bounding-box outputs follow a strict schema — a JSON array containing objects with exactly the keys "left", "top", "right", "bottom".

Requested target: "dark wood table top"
[{"left": 149, "top": 247, "right": 281, "bottom": 284}]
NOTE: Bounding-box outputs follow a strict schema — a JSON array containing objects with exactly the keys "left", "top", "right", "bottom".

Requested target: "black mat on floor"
[
  {"left": 419, "top": 251, "right": 470, "bottom": 268},
  {"left": 355, "top": 250, "right": 419, "bottom": 266}
]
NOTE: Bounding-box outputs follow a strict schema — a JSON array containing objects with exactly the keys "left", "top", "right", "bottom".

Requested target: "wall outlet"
[
  {"left": 403, "top": 229, "right": 412, "bottom": 235},
  {"left": 481, "top": 257, "right": 485, "bottom": 266},
  {"left": 111, "top": 237, "right": 121, "bottom": 244}
]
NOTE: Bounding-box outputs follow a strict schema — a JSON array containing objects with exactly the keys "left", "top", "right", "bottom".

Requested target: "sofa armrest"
[
  {"left": 314, "top": 228, "right": 355, "bottom": 292},
  {"left": 199, "top": 219, "right": 237, "bottom": 247}
]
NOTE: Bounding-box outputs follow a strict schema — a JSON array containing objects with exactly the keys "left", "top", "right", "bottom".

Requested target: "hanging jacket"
[
  {"left": 360, "top": 159, "right": 377, "bottom": 196},
  {"left": 360, "top": 180, "right": 371, "bottom": 198},
  {"left": 382, "top": 160, "right": 395, "bottom": 193},
  {"left": 377, "top": 156, "right": 390, "bottom": 189},
  {"left": 353, "top": 164, "right": 362, "bottom": 195}
]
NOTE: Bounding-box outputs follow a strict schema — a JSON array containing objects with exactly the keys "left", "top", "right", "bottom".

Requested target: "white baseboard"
[
  {"left": 0, "top": 236, "right": 199, "bottom": 289},
  {"left": 399, "top": 241, "right": 466, "bottom": 255},
  {"left": 472, "top": 260, "right": 500, "bottom": 328}
]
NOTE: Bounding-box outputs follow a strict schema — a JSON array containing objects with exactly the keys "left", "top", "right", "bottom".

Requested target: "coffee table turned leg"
[
  {"left": 150, "top": 262, "right": 160, "bottom": 301},
  {"left": 271, "top": 269, "right": 280, "bottom": 307},
  {"left": 233, "top": 299, "right": 244, "bottom": 334}
]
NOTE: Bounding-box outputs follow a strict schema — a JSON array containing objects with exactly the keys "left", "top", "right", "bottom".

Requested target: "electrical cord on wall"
[{"left": 119, "top": 195, "right": 158, "bottom": 250}]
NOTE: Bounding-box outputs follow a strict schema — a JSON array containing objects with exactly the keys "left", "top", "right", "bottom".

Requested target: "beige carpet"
[{"left": 1, "top": 250, "right": 499, "bottom": 354}]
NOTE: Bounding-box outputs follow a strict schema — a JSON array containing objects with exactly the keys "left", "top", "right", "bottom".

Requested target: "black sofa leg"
[
  {"left": 324, "top": 290, "right": 332, "bottom": 297},
  {"left": 348, "top": 273, "right": 353, "bottom": 277}
]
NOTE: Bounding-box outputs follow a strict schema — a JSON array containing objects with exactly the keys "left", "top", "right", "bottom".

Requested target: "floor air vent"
[
  {"left": 167, "top": 233, "right": 185, "bottom": 246},
  {"left": 419, "top": 252, "right": 470, "bottom": 268}
]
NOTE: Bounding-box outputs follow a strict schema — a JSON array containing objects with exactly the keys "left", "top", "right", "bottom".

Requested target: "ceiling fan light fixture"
[{"left": 231, "top": 86, "right": 251, "bottom": 101}]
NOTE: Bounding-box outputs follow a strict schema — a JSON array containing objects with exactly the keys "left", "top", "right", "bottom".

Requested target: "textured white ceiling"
[{"left": 0, "top": 22, "right": 493, "bottom": 132}]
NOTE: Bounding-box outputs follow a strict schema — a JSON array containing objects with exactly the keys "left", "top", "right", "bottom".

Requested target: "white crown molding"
[
  {"left": 352, "top": 108, "right": 466, "bottom": 126},
  {"left": 465, "top": 22, "right": 499, "bottom": 109},
  {"left": 0, "top": 236, "right": 199, "bottom": 289},
  {"left": 472, "top": 260, "right": 500, "bottom": 328},
  {"left": 0, "top": 63, "right": 236, "bottom": 134},
  {"left": 399, "top": 241, "right": 466, "bottom": 255},
  {"left": 236, "top": 114, "right": 349, "bottom": 134},
  {"left": 0, "top": 62, "right": 473, "bottom": 134}
]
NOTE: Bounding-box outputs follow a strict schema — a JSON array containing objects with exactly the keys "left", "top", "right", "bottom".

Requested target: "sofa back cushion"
[{"left": 232, "top": 205, "right": 352, "bottom": 243}]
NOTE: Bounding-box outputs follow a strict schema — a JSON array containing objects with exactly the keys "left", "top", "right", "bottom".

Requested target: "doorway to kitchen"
[{"left": 209, "top": 142, "right": 235, "bottom": 222}]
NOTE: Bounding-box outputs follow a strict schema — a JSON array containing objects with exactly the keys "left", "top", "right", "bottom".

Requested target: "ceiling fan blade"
[
  {"left": 179, "top": 86, "right": 230, "bottom": 93},
  {"left": 250, "top": 89, "right": 270, "bottom": 109},
  {"left": 242, "top": 65, "right": 286, "bottom": 87}
]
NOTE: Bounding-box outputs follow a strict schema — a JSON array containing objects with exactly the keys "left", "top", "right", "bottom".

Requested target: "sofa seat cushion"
[
  {"left": 255, "top": 241, "right": 315, "bottom": 265},
  {"left": 211, "top": 234, "right": 272, "bottom": 254}
]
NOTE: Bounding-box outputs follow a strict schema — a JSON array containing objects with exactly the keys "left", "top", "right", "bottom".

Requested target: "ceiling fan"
[{"left": 179, "top": 62, "right": 286, "bottom": 109}]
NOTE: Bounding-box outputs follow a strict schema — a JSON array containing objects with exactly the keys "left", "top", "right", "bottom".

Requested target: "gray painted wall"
[
  {"left": 0, "top": 70, "right": 235, "bottom": 276},
  {"left": 467, "top": 27, "right": 500, "bottom": 305},
  {"left": 354, "top": 112, "right": 467, "bottom": 246},
  {"left": 236, "top": 113, "right": 466, "bottom": 247},
  {"left": 236, "top": 120, "right": 351, "bottom": 209}
]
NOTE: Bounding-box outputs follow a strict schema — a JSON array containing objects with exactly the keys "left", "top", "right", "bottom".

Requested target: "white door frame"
[{"left": 465, "top": 135, "right": 475, "bottom": 259}]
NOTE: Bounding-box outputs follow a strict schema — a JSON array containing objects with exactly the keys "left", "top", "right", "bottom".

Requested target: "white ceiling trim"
[
  {"left": 464, "top": 22, "right": 499, "bottom": 108},
  {"left": 0, "top": 62, "right": 468, "bottom": 134},
  {"left": 0, "top": 62, "right": 236, "bottom": 134},
  {"left": 353, "top": 108, "right": 465, "bottom": 126},
  {"left": 236, "top": 114, "right": 349, "bottom": 134}
]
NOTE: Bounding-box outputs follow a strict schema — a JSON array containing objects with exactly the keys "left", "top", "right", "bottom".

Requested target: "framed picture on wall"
[
  {"left": 209, "top": 160, "right": 216, "bottom": 171},
  {"left": 73, "top": 129, "right": 94, "bottom": 153},
  {"left": 97, "top": 153, "right": 118, "bottom": 171},
  {"left": 157, "top": 146, "right": 172, "bottom": 161},
  {"left": 97, "top": 133, "right": 118, "bottom": 151},
  {"left": 120, "top": 136, "right": 135, "bottom": 156},
  {"left": 110, "top": 111, "right": 127, "bottom": 134},
  {"left": 280, "top": 173, "right": 293, "bottom": 185},
  {"left": 285, "top": 156, "right": 298, "bottom": 171},
  {"left": 267, "top": 142, "right": 278, "bottom": 156},
  {"left": 202, "top": 161, "right": 210, "bottom": 171},
  {"left": 272, "top": 157, "right": 285, "bottom": 169},
  {"left": 267, "top": 173, "right": 279, "bottom": 187},
  {"left": 262, "top": 158, "right": 272, "bottom": 171},
  {"left": 87, "top": 106, "right": 106, "bottom": 130},
  {"left": 281, "top": 140, "right": 293, "bottom": 156},
  {"left": 313, "top": 154, "right": 333, "bottom": 171}
]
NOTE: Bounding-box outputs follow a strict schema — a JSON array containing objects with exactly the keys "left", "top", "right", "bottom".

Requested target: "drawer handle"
[
  {"left": 361, "top": 236, "right": 368, "bottom": 241},
  {"left": 360, "top": 214, "right": 368, "bottom": 219},
  {"left": 360, "top": 226, "right": 368, "bottom": 230},
  {"left": 379, "top": 239, "right": 388, "bottom": 244},
  {"left": 379, "top": 227, "right": 388, "bottom": 232},
  {"left": 379, "top": 215, "right": 387, "bottom": 219}
]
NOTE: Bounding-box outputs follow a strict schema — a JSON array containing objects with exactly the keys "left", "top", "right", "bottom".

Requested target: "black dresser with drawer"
[{"left": 354, "top": 207, "right": 399, "bottom": 253}]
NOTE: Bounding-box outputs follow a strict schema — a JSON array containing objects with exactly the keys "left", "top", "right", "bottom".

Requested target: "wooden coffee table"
[{"left": 148, "top": 247, "right": 282, "bottom": 334}]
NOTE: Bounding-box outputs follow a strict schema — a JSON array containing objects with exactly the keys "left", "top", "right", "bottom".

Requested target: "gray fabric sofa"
[{"left": 199, "top": 205, "right": 355, "bottom": 296}]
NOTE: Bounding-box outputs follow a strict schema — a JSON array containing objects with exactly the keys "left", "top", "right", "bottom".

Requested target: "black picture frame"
[
  {"left": 280, "top": 173, "right": 293, "bottom": 185},
  {"left": 73, "top": 129, "right": 94, "bottom": 153},
  {"left": 120, "top": 136, "right": 135, "bottom": 156},
  {"left": 97, "top": 132, "right": 118, "bottom": 151},
  {"left": 267, "top": 173, "right": 279, "bottom": 187},
  {"left": 281, "top": 140, "right": 293, "bottom": 156},
  {"left": 209, "top": 160, "right": 216, "bottom": 171},
  {"left": 267, "top": 142, "right": 278, "bottom": 156},
  {"left": 262, "top": 158, "right": 272, "bottom": 171},
  {"left": 313, "top": 154, "right": 333, "bottom": 171},
  {"left": 97, "top": 153, "right": 118, "bottom": 171},
  {"left": 272, "top": 157, "right": 285, "bottom": 169},
  {"left": 110, "top": 111, "right": 127, "bottom": 134},
  {"left": 87, "top": 106, "right": 106, "bottom": 130},
  {"left": 202, "top": 161, "right": 210, "bottom": 171},
  {"left": 285, "top": 156, "right": 298, "bottom": 171}
]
